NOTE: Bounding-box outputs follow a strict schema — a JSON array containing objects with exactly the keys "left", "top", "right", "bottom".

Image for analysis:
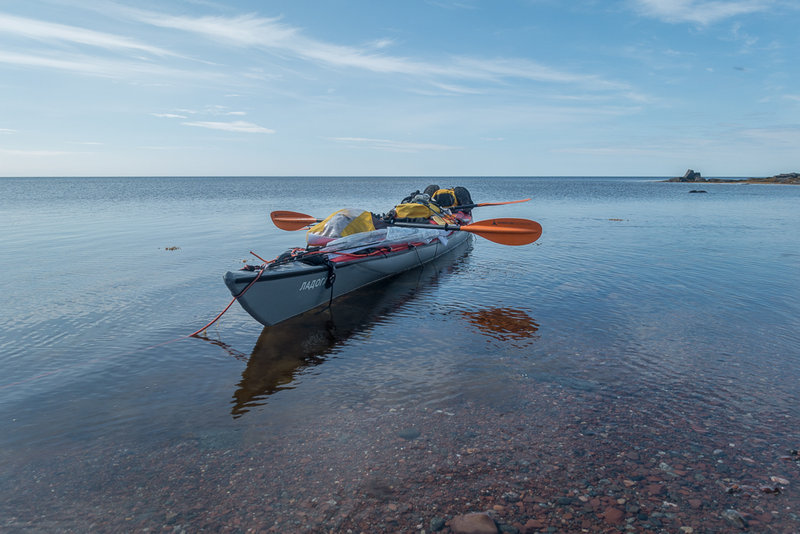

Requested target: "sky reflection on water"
[{"left": 1, "top": 177, "right": 799, "bottom": 531}]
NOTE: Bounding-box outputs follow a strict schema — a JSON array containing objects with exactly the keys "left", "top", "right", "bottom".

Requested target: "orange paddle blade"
[
  {"left": 270, "top": 210, "right": 320, "bottom": 231},
  {"left": 461, "top": 218, "right": 543, "bottom": 246}
]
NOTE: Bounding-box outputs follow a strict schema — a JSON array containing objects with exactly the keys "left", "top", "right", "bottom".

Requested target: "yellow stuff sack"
[
  {"left": 307, "top": 208, "right": 377, "bottom": 245},
  {"left": 431, "top": 188, "right": 457, "bottom": 208},
  {"left": 392, "top": 202, "right": 441, "bottom": 219}
]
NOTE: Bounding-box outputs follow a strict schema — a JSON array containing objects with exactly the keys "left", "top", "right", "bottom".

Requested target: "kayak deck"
[{"left": 224, "top": 225, "right": 471, "bottom": 327}]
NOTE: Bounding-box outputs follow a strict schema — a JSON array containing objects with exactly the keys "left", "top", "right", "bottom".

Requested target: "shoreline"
[{"left": 665, "top": 172, "right": 800, "bottom": 185}]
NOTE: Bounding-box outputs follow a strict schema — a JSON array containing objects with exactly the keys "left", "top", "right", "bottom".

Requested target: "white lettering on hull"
[{"left": 299, "top": 277, "right": 326, "bottom": 291}]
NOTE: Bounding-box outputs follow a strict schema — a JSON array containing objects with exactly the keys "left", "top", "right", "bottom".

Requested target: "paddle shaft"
[
  {"left": 388, "top": 220, "right": 461, "bottom": 231},
  {"left": 451, "top": 198, "right": 531, "bottom": 210},
  {"left": 271, "top": 198, "right": 529, "bottom": 229}
]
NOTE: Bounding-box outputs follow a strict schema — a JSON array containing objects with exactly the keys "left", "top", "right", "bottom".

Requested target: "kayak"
[
  {"left": 224, "top": 213, "right": 473, "bottom": 327},
  {"left": 218, "top": 186, "right": 541, "bottom": 329}
]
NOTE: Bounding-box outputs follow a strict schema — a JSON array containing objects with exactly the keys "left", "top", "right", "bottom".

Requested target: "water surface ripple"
[{"left": 1, "top": 177, "right": 799, "bottom": 532}]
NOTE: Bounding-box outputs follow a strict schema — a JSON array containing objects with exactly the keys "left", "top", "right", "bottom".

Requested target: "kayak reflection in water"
[{"left": 229, "top": 243, "right": 473, "bottom": 418}]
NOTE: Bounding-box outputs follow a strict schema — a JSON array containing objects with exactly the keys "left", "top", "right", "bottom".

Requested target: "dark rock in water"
[
  {"left": 450, "top": 512, "right": 499, "bottom": 534},
  {"left": 668, "top": 169, "right": 704, "bottom": 182},
  {"left": 522, "top": 519, "right": 545, "bottom": 532},
  {"left": 397, "top": 428, "right": 421, "bottom": 440},
  {"left": 722, "top": 509, "right": 748, "bottom": 529},
  {"left": 689, "top": 190, "right": 707, "bottom": 193},
  {"left": 430, "top": 516, "right": 446, "bottom": 532},
  {"left": 362, "top": 475, "right": 395, "bottom": 500},
  {"left": 602, "top": 507, "right": 625, "bottom": 524}
]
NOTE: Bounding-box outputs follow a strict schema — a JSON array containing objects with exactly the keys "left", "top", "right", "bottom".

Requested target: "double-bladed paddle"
[
  {"left": 269, "top": 198, "right": 530, "bottom": 231},
  {"left": 270, "top": 210, "right": 542, "bottom": 246}
]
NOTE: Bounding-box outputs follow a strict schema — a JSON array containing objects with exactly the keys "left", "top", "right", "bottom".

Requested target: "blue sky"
[{"left": 0, "top": 0, "right": 797, "bottom": 177}]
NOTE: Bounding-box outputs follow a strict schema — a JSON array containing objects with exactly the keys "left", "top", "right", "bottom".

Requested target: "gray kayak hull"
[{"left": 224, "top": 231, "right": 471, "bottom": 326}]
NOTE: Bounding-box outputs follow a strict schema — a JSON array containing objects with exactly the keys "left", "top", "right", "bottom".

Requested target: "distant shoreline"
[{"left": 665, "top": 172, "right": 800, "bottom": 185}]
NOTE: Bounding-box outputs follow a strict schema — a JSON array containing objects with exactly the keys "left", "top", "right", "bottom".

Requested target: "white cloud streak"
[
  {"left": 151, "top": 113, "right": 188, "bottom": 119},
  {"left": 0, "top": 49, "right": 220, "bottom": 81},
  {"left": 0, "top": 50, "right": 107, "bottom": 75},
  {"left": 182, "top": 120, "right": 275, "bottom": 133},
  {"left": 0, "top": 13, "right": 176, "bottom": 56},
  {"left": 632, "top": 0, "right": 773, "bottom": 25},
  {"left": 428, "top": 81, "right": 485, "bottom": 95},
  {"left": 366, "top": 38, "right": 396, "bottom": 50}
]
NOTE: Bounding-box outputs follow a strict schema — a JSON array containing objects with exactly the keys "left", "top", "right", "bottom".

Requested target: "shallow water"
[{"left": 1, "top": 177, "right": 799, "bottom": 531}]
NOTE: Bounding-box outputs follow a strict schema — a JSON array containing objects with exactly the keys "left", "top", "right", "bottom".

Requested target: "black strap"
[{"left": 300, "top": 254, "right": 336, "bottom": 307}]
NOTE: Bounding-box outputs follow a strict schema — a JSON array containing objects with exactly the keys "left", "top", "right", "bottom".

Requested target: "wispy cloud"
[
  {"left": 632, "top": 0, "right": 773, "bottom": 25},
  {"left": 0, "top": 50, "right": 107, "bottom": 76},
  {"left": 129, "top": 11, "right": 433, "bottom": 75},
  {"left": 151, "top": 113, "right": 188, "bottom": 119},
  {"left": 449, "top": 57, "right": 623, "bottom": 87},
  {"left": 0, "top": 128, "right": 16, "bottom": 134},
  {"left": 428, "top": 81, "right": 485, "bottom": 95},
  {"left": 0, "top": 13, "right": 176, "bottom": 56},
  {"left": 329, "top": 137, "right": 460, "bottom": 152},
  {"left": 366, "top": 38, "right": 396, "bottom": 50},
  {"left": 6, "top": 4, "right": 634, "bottom": 99},
  {"left": 119, "top": 7, "right": 629, "bottom": 93},
  {"left": 0, "top": 11, "right": 228, "bottom": 82},
  {"left": 0, "top": 49, "right": 219, "bottom": 81},
  {"left": 182, "top": 120, "right": 275, "bottom": 133},
  {"left": 729, "top": 21, "right": 759, "bottom": 49}
]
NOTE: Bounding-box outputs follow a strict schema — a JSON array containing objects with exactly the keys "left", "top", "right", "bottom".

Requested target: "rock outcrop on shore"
[
  {"left": 666, "top": 170, "right": 800, "bottom": 184},
  {"left": 669, "top": 169, "right": 704, "bottom": 182}
]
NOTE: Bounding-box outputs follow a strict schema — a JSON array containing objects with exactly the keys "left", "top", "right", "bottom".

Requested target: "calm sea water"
[{"left": 1, "top": 177, "right": 799, "bottom": 531}]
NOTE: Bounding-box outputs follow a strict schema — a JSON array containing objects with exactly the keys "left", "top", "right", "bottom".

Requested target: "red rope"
[
  {"left": 188, "top": 263, "right": 267, "bottom": 337},
  {"left": 249, "top": 250, "right": 268, "bottom": 263}
]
